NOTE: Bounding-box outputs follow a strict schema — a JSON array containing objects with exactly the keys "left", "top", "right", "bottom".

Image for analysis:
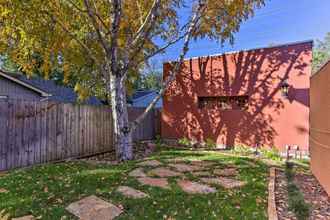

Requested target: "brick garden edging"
[{"left": 268, "top": 167, "right": 278, "bottom": 220}]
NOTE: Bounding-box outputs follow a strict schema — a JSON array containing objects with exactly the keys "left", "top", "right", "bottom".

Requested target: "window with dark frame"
[{"left": 198, "top": 96, "right": 248, "bottom": 110}]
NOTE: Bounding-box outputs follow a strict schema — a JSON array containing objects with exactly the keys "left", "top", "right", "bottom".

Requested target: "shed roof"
[{"left": 0, "top": 69, "right": 102, "bottom": 105}]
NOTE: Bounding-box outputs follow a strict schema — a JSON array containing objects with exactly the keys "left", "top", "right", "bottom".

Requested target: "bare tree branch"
[
  {"left": 131, "top": 1, "right": 207, "bottom": 131},
  {"left": 121, "top": 0, "right": 161, "bottom": 76},
  {"left": 120, "top": 33, "right": 185, "bottom": 85},
  {"left": 139, "top": 34, "right": 186, "bottom": 65},
  {"left": 130, "top": 0, "right": 161, "bottom": 47},
  {"left": 90, "top": 0, "right": 109, "bottom": 32},
  {"left": 83, "top": 0, "right": 110, "bottom": 54}
]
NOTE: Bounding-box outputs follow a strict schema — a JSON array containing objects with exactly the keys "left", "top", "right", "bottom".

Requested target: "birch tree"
[{"left": 0, "top": 0, "right": 264, "bottom": 160}]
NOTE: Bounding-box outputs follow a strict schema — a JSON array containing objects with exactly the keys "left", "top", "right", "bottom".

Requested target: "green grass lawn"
[{"left": 0, "top": 148, "right": 270, "bottom": 219}]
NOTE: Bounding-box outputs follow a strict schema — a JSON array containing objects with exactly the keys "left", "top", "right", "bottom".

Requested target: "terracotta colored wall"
[
  {"left": 161, "top": 42, "right": 312, "bottom": 151},
  {"left": 310, "top": 60, "right": 330, "bottom": 195}
]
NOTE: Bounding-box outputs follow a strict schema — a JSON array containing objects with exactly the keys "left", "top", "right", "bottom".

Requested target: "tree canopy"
[
  {"left": 313, "top": 32, "right": 330, "bottom": 73},
  {"left": 0, "top": 0, "right": 264, "bottom": 98}
]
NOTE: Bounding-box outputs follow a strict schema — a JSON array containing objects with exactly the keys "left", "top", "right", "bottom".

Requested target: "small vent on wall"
[{"left": 198, "top": 96, "right": 248, "bottom": 110}]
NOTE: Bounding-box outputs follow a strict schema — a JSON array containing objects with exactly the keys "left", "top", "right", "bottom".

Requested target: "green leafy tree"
[
  {"left": 133, "top": 60, "right": 162, "bottom": 91},
  {"left": 313, "top": 33, "right": 330, "bottom": 73},
  {"left": 0, "top": 0, "right": 265, "bottom": 161}
]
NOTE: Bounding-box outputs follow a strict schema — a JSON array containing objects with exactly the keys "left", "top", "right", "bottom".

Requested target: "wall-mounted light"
[{"left": 281, "top": 80, "right": 290, "bottom": 98}]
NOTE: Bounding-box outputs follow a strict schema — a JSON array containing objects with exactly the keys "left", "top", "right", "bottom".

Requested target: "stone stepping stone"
[
  {"left": 191, "top": 171, "right": 212, "bottom": 177},
  {"left": 12, "top": 216, "right": 35, "bottom": 220},
  {"left": 177, "top": 180, "right": 216, "bottom": 194},
  {"left": 116, "top": 186, "right": 149, "bottom": 199},
  {"left": 168, "top": 163, "right": 204, "bottom": 172},
  {"left": 165, "top": 158, "right": 186, "bottom": 163},
  {"left": 148, "top": 167, "right": 183, "bottom": 177},
  {"left": 66, "top": 195, "right": 123, "bottom": 220},
  {"left": 0, "top": 188, "right": 8, "bottom": 193},
  {"left": 137, "top": 160, "right": 162, "bottom": 167},
  {"left": 214, "top": 168, "right": 238, "bottom": 177},
  {"left": 200, "top": 177, "right": 246, "bottom": 189},
  {"left": 129, "top": 168, "right": 146, "bottom": 177},
  {"left": 190, "top": 160, "right": 217, "bottom": 167},
  {"left": 137, "top": 177, "right": 170, "bottom": 189}
]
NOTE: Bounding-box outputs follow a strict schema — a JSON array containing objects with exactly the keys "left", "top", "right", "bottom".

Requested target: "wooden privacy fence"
[{"left": 0, "top": 99, "right": 160, "bottom": 171}]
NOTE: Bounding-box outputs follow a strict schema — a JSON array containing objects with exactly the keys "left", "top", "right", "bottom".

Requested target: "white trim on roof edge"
[
  {"left": 0, "top": 70, "right": 52, "bottom": 97},
  {"left": 164, "top": 40, "right": 314, "bottom": 64}
]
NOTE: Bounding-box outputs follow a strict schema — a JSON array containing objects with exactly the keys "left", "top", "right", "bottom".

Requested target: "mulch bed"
[
  {"left": 275, "top": 169, "right": 330, "bottom": 220},
  {"left": 275, "top": 169, "right": 296, "bottom": 220},
  {"left": 81, "top": 141, "right": 156, "bottom": 164},
  {"left": 295, "top": 172, "right": 330, "bottom": 219}
]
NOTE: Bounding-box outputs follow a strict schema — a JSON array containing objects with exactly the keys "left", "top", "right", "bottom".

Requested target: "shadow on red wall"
[{"left": 162, "top": 42, "right": 311, "bottom": 149}]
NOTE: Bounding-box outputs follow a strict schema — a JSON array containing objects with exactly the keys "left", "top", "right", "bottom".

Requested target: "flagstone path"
[
  {"left": 200, "top": 177, "right": 246, "bottom": 189},
  {"left": 189, "top": 160, "right": 217, "bottom": 167},
  {"left": 0, "top": 188, "right": 8, "bottom": 193},
  {"left": 191, "top": 171, "right": 212, "bottom": 177},
  {"left": 128, "top": 168, "right": 147, "bottom": 177},
  {"left": 168, "top": 163, "right": 205, "bottom": 172},
  {"left": 66, "top": 195, "right": 123, "bottom": 220},
  {"left": 116, "top": 186, "right": 149, "bottom": 199},
  {"left": 213, "top": 168, "right": 238, "bottom": 176},
  {"left": 148, "top": 167, "right": 183, "bottom": 177},
  {"left": 136, "top": 160, "right": 162, "bottom": 167},
  {"left": 12, "top": 216, "right": 35, "bottom": 220},
  {"left": 137, "top": 177, "right": 170, "bottom": 189},
  {"left": 65, "top": 159, "right": 247, "bottom": 219},
  {"left": 177, "top": 180, "right": 217, "bottom": 194}
]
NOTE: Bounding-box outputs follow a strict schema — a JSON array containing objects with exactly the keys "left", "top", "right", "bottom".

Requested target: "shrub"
[
  {"left": 205, "top": 138, "right": 216, "bottom": 149},
  {"left": 178, "top": 137, "right": 192, "bottom": 147},
  {"left": 260, "top": 147, "right": 282, "bottom": 161},
  {"left": 231, "top": 145, "right": 254, "bottom": 155}
]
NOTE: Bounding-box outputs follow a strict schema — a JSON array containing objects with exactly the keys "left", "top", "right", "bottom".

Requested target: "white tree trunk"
[{"left": 109, "top": 74, "right": 133, "bottom": 161}]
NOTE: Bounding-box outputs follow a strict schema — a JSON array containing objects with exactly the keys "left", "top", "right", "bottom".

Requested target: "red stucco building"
[{"left": 161, "top": 41, "right": 312, "bottom": 152}]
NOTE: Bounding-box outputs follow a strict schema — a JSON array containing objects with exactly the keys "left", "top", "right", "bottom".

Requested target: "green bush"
[
  {"left": 285, "top": 162, "right": 295, "bottom": 182},
  {"left": 287, "top": 185, "right": 310, "bottom": 220},
  {"left": 231, "top": 145, "right": 254, "bottom": 155},
  {"left": 205, "top": 138, "right": 216, "bottom": 149},
  {"left": 178, "top": 137, "right": 192, "bottom": 147},
  {"left": 260, "top": 147, "right": 282, "bottom": 161}
]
